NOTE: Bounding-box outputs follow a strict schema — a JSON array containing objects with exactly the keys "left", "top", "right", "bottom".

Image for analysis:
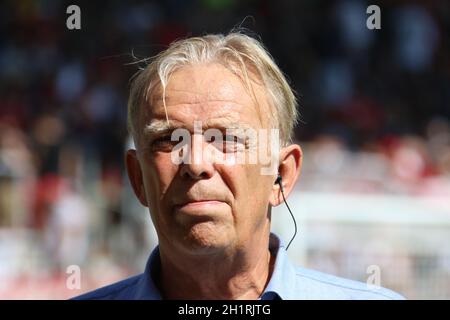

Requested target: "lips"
[
  {"left": 174, "top": 199, "right": 223, "bottom": 208},
  {"left": 172, "top": 198, "right": 227, "bottom": 215}
]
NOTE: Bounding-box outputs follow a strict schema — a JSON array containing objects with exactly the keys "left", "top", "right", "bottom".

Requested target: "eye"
[
  {"left": 223, "top": 135, "right": 237, "bottom": 142},
  {"left": 220, "top": 134, "right": 246, "bottom": 153},
  {"left": 151, "top": 135, "right": 179, "bottom": 151},
  {"left": 153, "top": 135, "right": 171, "bottom": 144}
]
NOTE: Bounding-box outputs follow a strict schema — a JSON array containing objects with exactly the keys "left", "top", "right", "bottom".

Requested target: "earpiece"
[
  {"left": 275, "top": 173, "right": 282, "bottom": 185},
  {"left": 274, "top": 172, "right": 298, "bottom": 251}
]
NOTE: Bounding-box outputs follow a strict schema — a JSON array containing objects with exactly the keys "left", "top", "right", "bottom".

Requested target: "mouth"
[
  {"left": 173, "top": 200, "right": 225, "bottom": 214},
  {"left": 175, "top": 200, "right": 223, "bottom": 208}
]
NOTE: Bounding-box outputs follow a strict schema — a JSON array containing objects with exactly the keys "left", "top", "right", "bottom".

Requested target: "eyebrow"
[
  {"left": 143, "top": 119, "right": 174, "bottom": 135},
  {"left": 143, "top": 119, "right": 253, "bottom": 136}
]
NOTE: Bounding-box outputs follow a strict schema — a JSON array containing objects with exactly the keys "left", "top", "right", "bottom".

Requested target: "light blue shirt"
[{"left": 73, "top": 233, "right": 405, "bottom": 300}]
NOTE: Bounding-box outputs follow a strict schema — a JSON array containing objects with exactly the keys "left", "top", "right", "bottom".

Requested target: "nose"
[{"left": 179, "top": 133, "right": 215, "bottom": 180}]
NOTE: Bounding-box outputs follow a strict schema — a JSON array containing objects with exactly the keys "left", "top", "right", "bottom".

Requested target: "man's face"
[{"left": 130, "top": 63, "right": 277, "bottom": 255}]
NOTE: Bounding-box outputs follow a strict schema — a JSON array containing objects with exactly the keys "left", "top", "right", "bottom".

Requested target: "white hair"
[{"left": 127, "top": 32, "right": 299, "bottom": 147}]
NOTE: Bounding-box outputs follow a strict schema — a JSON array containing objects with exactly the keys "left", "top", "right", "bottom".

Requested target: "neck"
[{"left": 158, "top": 233, "right": 274, "bottom": 300}]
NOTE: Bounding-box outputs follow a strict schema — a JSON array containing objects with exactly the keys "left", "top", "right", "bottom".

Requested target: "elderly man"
[{"left": 74, "top": 33, "right": 404, "bottom": 300}]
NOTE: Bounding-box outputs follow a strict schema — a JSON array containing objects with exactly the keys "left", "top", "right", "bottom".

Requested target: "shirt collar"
[
  {"left": 134, "top": 232, "right": 296, "bottom": 300},
  {"left": 260, "top": 233, "right": 298, "bottom": 300}
]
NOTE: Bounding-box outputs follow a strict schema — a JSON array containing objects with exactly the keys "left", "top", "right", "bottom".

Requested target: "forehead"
[{"left": 144, "top": 63, "right": 270, "bottom": 130}]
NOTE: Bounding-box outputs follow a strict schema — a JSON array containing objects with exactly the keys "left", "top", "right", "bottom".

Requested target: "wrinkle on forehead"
[{"left": 144, "top": 63, "right": 272, "bottom": 132}]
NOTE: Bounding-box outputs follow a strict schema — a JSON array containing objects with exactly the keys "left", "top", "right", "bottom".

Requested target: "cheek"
[
  {"left": 141, "top": 154, "right": 179, "bottom": 229},
  {"left": 154, "top": 154, "right": 176, "bottom": 179},
  {"left": 217, "top": 165, "right": 245, "bottom": 199},
  {"left": 245, "top": 165, "right": 274, "bottom": 207},
  {"left": 245, "top": 164, "right": 268, "bottom": 187},
  {"left": 142, "top": 154, "right": 177, "bottom": 199},
  {"left": 221, "top": 164, "right": 272, "bottom": 210}
]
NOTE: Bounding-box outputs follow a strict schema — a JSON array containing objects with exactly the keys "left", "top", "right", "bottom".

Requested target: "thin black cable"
[{"left": 278, "top": 179, "right": 297, "bottom": 251}]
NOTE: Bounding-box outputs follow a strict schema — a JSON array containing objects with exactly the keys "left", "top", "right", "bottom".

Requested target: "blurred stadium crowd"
[{"left": 0, "top": 0, "right": 449, "bottom": 298}]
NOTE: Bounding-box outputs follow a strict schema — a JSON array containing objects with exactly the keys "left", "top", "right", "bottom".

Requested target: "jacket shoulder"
[
  {"left": 293, "top": 267, "right": 405, "bottom": 300},
  {"left": 71, "top": 274, "right": 143, "bottom": 300}
]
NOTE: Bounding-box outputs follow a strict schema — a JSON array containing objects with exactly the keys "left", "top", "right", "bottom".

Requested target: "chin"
[{"left": 181, "top": 221, "right": 233, "bottom": 255}]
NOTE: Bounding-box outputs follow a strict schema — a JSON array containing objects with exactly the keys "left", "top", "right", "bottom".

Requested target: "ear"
[
  {"left": 269, "top": 144, "right": 302, "bottom": 207},
  {"left": 125, "top": 149, "right": 148, "bottom": 207}
]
